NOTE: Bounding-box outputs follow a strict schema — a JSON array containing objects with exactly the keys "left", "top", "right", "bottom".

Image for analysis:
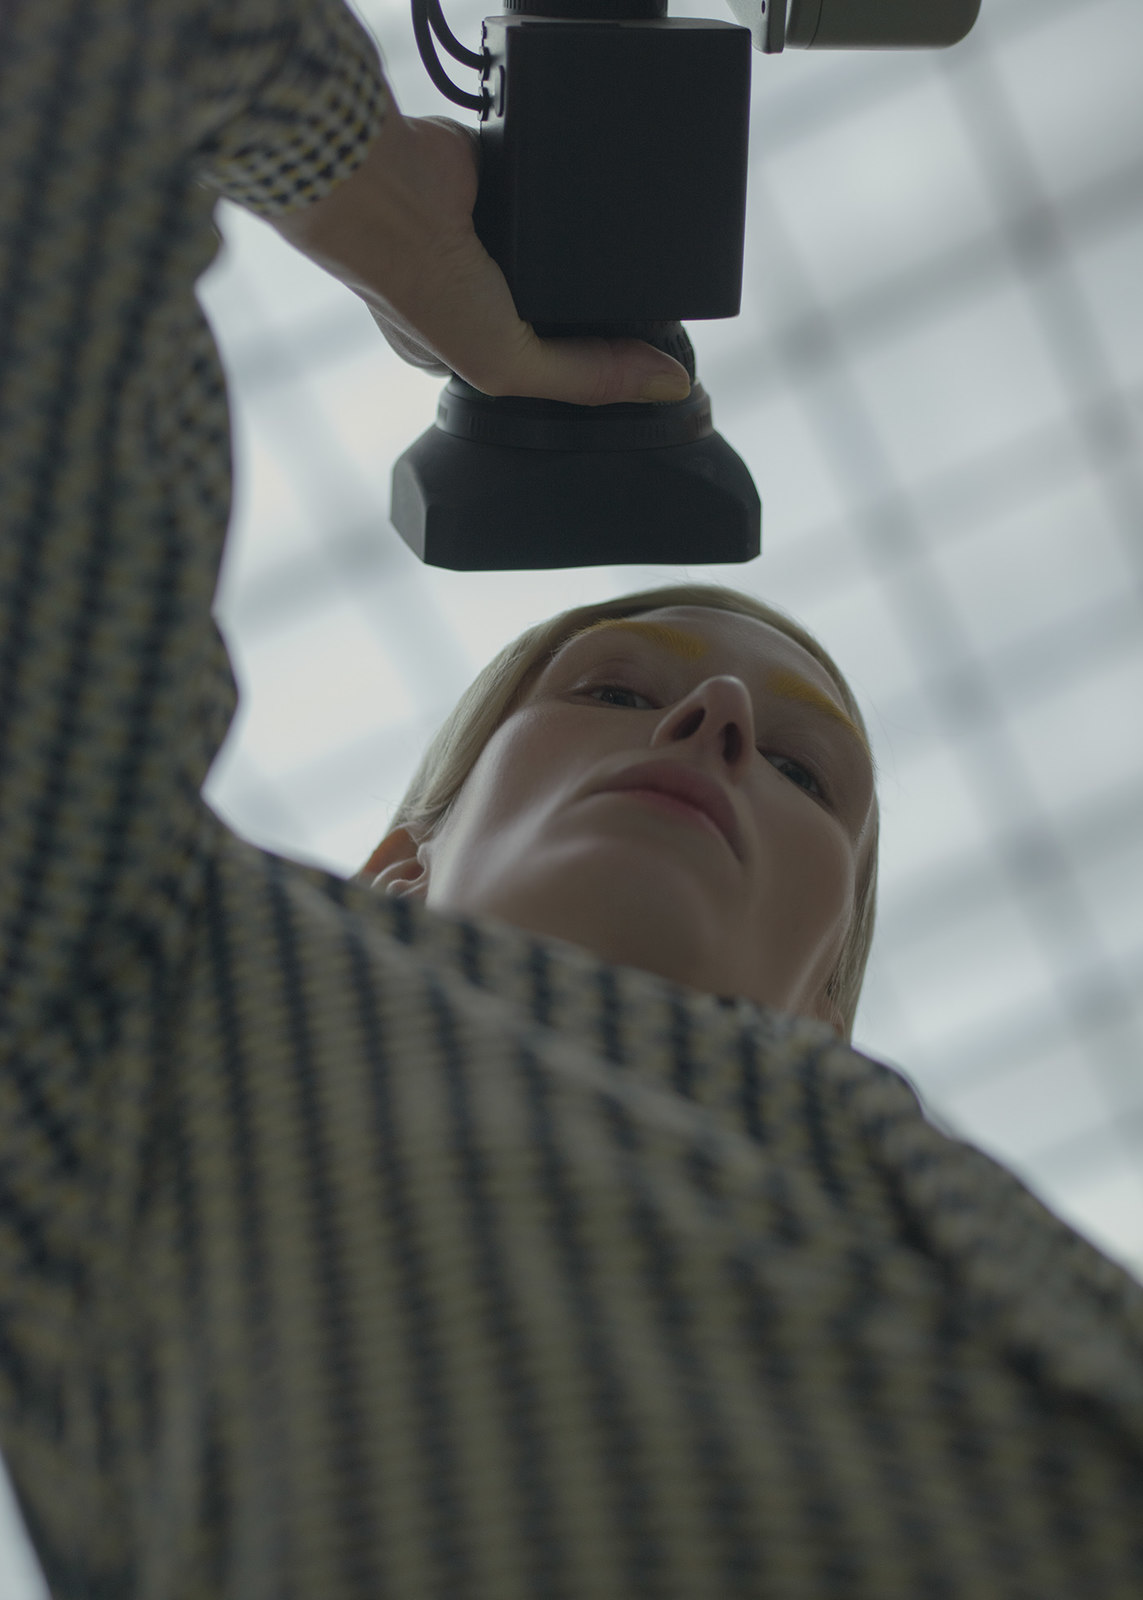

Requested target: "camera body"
[
  {"left": 473, "top": 14, "right": 752, "bottom": 325},
  {"left": 391, "top": 0, "right": 982, "bottom": 570}
]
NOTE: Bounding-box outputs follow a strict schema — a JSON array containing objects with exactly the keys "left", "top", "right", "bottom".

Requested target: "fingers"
[
  {"left": 371, "top": 247, "right": 692, "bottom": 405},
  {"left": 343, "top": 112, "right": 691, "bottom": 405},
  {"left": 392, "top": 239, "right": 692, "bottom": 405},
  {"left": 374, "top": 306, "right": 692, "bottom": 403}
]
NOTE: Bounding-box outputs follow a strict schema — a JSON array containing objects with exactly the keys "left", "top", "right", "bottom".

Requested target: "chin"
[{"left": 505, "top": 888, "right": 731, "bottom": 993}]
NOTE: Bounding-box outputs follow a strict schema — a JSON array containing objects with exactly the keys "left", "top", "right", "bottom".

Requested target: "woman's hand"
[{"left": 271, "top": 102, "right": 692, "bottom": 406}]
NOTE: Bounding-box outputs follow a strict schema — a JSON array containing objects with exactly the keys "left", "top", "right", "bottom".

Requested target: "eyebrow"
[
  {"left": 568, "top": 618, "right": 868, "bottom": 750},
  {"left": 572, "top": 618, "right": 710, "bottom": 660}
]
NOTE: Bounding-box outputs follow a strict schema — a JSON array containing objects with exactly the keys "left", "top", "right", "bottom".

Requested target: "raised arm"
[
  {"left": 0, "top": 0, "right": 692, "bottom": 1043},
  {"left": 0, "top": 0, "right": 388, "bottom": 1032}
]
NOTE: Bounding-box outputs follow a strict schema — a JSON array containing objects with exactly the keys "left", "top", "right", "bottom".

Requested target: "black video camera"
[{"left": 390, "top": 0, "right": 980, "bottom": 570}]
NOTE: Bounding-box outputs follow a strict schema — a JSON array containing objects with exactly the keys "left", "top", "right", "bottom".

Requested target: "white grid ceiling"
[
  {"left": 1, "top": 0, "right": 1140, "bottom": 1588},
  {"left": 202, "top": 0, "right": 1143, "bottom": 1268}
]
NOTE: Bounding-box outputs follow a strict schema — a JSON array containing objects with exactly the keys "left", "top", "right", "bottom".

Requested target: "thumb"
[{"left": 500, "top": 329, "right": 693, "bottom": 407}]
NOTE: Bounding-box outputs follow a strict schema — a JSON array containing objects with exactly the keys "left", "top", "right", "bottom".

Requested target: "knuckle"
[{"left": 583, "top": 368, "right": 625, "bottom": 408}]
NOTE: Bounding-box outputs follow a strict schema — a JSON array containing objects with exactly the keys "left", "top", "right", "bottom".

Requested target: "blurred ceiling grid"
[
  {"left": 192, "top": 0, "right": 1143, "bottom": 1275},
  {"left": 196, "top": 0, "right": 1143, "bottom": 1277}
]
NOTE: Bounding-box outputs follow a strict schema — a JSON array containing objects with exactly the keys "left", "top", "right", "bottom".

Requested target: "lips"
[{"left": 594, "top": 761, "right": 741, "bottom": 858}]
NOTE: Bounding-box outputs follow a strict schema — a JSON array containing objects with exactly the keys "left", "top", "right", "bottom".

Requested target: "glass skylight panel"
[
  {"left": 1070, "top": 219, "right": 1143, "bottom": 397},
  {"left": 1073, "top": 821, "right": 1143, "bottom": 982},
  {"left": 882, "top": 887, "right": 1062, "bottom": 1059},
  {"left": 875, "top": 741, "right": 992, "bottom": 893},
  {"left": 989, "top": 0, "right": 1143, "bottom": 206},
  {"left": 929, "top": 467, "right": 1135, "bottom": 661},
  {"left": 225, "top": 599, "right": 417, "bottom": 784},
  {"left": 850, "top": 280, "right": 1073, "bottom": 488},
  {"left": 1006, "top": 649, "right": 1143, "bottom": 820},
  {"left": 761, "top": 74, "right": 998, "bottom": 307},
  {"left": 798, "top": 568, "right": 917, "bottom": 709},
  {"left": 934, "top": 1030, "right": 1117, "bottom": 1175},
  {"left": 722, "top": 391, "right": 858, "bottom": 555},
  {"left": 200, "top": 199, "right": 356, "bottom": 344}
]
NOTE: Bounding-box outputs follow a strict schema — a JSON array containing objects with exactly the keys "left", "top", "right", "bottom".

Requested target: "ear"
[{"left": 357, "top": 825, "right": 430, "bottom": 900}]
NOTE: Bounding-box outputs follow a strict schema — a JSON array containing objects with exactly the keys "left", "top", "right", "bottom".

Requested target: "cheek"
[
  {"left": 432, "top": 715, "right": 574, "bottom": 870},
  {"left": 764, "top": 795, "right": 856, "bottom": 923},
  {"left": 467, "top": 705, "right": 611, "bottom": 814},
  {"left": 752, "top": 805, "right": 856, "bottom": 1009},
  {"left": 470, "top": 714, "right": 572, "bottom": 820}
]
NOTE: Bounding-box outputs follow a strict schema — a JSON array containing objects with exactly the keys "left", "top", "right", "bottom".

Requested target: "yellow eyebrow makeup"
[{"left": 573, "top": 618, "right": 710, "bottom": 661}]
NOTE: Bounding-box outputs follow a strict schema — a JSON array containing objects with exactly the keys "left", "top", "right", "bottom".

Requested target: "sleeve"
[{"left": 0, "top": 0, "right": 390, "bottom": 1036}]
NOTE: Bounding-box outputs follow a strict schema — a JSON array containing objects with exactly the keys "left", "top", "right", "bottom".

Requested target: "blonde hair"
[{"left": 365, "top": 582, "right": 878, "bottom": 1039}]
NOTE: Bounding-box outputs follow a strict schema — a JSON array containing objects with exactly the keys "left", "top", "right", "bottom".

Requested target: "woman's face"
[{"left": 368, "top": 606, "right": 877, "bottom": 1024}]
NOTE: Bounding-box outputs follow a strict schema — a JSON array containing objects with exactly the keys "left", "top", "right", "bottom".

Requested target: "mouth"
[
  {"left": 611, "top": 787, "right": 732, "bottom": 845},
  {"left": 592, "top": 762, "right": 741, "bottom": 859}
]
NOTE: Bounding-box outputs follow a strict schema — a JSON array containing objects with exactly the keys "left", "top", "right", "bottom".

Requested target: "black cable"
[
  {"left": 412, "top": 0, "right": 487, "bottom": 110},
  {"left": 427, "top": 0, "right": 485, "bottom": 70}
]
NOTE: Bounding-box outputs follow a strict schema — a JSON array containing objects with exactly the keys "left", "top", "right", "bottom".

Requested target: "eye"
[
  {"left": 765, "top": 753, "right": 829, "bottom": 803},
  {"left": 583, "top": 683, "right": 655, "bottom": 710}
]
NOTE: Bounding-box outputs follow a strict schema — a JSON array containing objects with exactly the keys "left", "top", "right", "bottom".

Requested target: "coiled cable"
[{"left": 412, "top": 0, "right": 487, "bottom": 110}]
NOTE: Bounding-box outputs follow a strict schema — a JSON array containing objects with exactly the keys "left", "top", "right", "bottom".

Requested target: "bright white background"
[{"left": 3, "top": 0, "right": 1142, "bottom": 1590}]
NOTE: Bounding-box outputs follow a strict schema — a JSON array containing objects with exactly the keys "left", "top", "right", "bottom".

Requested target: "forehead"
[{"left": 572, "top": 605, "right": 846, "bottom": 704}]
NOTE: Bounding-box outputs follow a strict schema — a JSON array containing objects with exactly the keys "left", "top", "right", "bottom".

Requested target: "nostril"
[{"left": 675, "top": 707, "right": 705, "bottom": 740}]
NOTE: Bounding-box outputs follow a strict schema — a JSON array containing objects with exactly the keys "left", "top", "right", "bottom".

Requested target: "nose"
[{"left": 650, "top": 675, "right": 756, "bottom": 768}]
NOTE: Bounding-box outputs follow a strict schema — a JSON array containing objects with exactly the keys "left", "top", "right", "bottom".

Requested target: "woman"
[{"left": 0, "top": 1, "right": 1140, "bottom": 1597}]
